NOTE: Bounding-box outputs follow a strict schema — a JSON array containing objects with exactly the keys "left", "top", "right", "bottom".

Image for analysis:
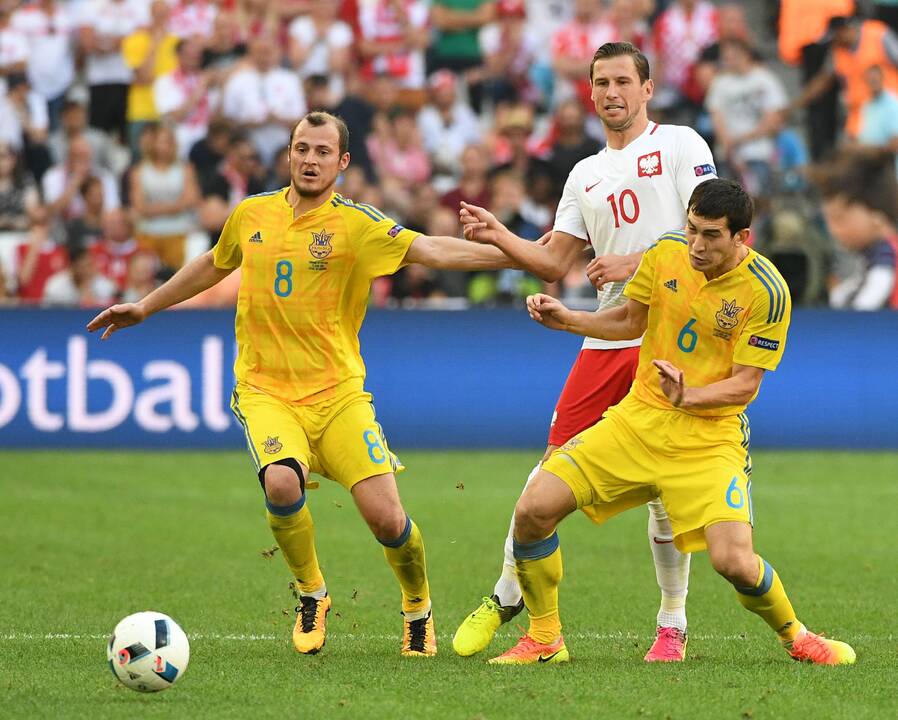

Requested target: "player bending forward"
[
  {"left": 453, "top": 41, "right": 716, "bottom": 661},
  {"left": 88, "top": 111, "right": 518, "bottom": 657},
  {"left": 488, "top": 178, "right": 855, "bottom": 665}
]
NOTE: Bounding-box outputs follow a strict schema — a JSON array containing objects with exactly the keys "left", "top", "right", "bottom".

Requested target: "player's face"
[
  {"left": 289, "top": 120, "right": 350, "bottom": 198},
  {"left": 590, "top": 56, "right": 652, "bottom": 132},
  {"left": 685, "top": 211, "right": 748, "bottom": 278}
]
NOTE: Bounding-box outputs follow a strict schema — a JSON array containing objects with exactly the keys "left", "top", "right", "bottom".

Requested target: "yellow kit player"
[
  {"left": 490, "top": 178, "right": 855, "bottom": 666},
  {"left": 87, "top": 111, "right": 512, "bottom": 657}
]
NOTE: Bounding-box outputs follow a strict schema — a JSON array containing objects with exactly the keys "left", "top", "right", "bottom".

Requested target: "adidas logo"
[
  {"left": 664, "top": 279, "right": 678, "bottom": 292},
  {"left": 249, "top": 231, "right": 263, "bottom": 243}
]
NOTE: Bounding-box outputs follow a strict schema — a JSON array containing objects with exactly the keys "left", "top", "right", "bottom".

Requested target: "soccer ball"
[{"left": 107, "top": 611, "right": 190, "bottom": 692}]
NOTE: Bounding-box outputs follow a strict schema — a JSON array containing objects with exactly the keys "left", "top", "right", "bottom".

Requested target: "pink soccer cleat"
[{"left": 644, "top": 626, "right": 687, "bottom": 662}]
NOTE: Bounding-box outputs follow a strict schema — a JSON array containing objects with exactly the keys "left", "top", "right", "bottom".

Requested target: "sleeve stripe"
[
  {"left": 356, "top": 202, "right": 385, "bottom": 220},
  {"left": 334, "top": 197, "right": 382, "bottom": 222},
  {"left": 754, "top": 257, "right": 788, "bottom": 322},
  {"left": 748, "top": 262, "right": 778, "bottom": 323},
  {"left": 658, "top": 231, "right": 687, "bottom": 245}
]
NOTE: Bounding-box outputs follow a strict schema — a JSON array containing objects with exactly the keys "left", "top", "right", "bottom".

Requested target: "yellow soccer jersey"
[
  {"left": 213, "top": 190, "right": 419, "bottom": 403},
  {"left": 623, "top": 231, "right": 791, "bottom": 417}
]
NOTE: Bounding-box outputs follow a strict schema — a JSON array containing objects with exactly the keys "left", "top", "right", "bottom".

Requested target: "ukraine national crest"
[
  {"left": 263, "top": 436, "right": 283, "bottom": 454},
  {"left": 715, "top": 298, "right": 744, "bottom": 330},
  {"left": 309, "top": 228, "right": 334, "bottom": 259}
]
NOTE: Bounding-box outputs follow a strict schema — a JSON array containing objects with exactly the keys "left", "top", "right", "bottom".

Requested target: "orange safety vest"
[
  {"left": 833, "top": 20, "right": 898, "bottom": 137},
  {"left": 778, "top": 0, "right": 855, "bottom": 65}
]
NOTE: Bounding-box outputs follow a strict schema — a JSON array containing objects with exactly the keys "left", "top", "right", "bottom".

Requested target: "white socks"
[
  {"left": 300, "top": 584, "right": 328, "bottom": 600},
  {"left": 647, "top": 498, "right": 689, "bottom": 632},
  {"left": 492, "top": 462, "right": 541, "bottom": 607}
]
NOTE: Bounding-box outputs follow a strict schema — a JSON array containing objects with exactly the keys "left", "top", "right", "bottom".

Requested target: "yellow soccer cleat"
[
  {"left": 292, "top": 594, "right": 330, "bottom": 654},
  {"left": 787, "top": 629, "right": 856, "bottom": 665},
  {"left": 453, "top": 595, "right": 525, "bottom": 657},
  {"left": 488, "top": 634, "right": 569, "bottom": 665},
  {"left": 401, "top": 611, "right": 437, "bottom": 657}
]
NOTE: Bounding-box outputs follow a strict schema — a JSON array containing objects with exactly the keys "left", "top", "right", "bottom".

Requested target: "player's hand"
[
  {"left": 459, "top": 201, "right": 509, "bottom": 245},
  {"left": 586, "top": 253, "right": 638, "bottom": 289},
  {"left": 86, "top": 303, "right": 147, "bottom": 340},
  {"left": 526, "top": 293, "right": 572, "bottom": 331},
  {"left": 652, "top": 359, "right": 686, "bottom": 407}
]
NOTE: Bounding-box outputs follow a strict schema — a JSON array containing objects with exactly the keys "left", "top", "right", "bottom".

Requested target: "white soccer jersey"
[{"left": 554, "top": 121, "right": 716, "bottom": 349}]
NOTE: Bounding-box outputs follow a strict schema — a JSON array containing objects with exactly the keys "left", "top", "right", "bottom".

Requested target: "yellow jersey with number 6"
[
  {"left": 623, "top": 231, "right": 791, "bottom": 418},
  {"left": 213, "top": 189, "right": 419, "bottom": 404}
]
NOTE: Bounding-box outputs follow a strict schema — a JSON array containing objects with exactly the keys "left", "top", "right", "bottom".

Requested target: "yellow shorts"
[
  {"left": 229, "top": 379, "right": 403, "bottom": 491},
  {"left": 541, "top": 394, "right": 753, "bottom": 553}
]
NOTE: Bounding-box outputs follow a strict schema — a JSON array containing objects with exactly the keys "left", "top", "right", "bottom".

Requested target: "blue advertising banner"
[{"left": 0, "top": 309, "right": 896, "bottom": 449}]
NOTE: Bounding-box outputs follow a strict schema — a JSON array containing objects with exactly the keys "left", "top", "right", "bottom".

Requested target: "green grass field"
[{"left": 2, "top": 450, "right": 897, "bottom": 720}]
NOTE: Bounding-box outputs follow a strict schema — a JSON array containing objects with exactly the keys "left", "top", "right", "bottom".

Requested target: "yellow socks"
[
  {"left": 514, "top": 532, "right": 563, "bottom": 645},
  {"left": 266, "top": 499, "right": 324, "bottom": 594},
  {"left": 735, "top": 556, "right": 801, "bottom": 643},
  {"left": 379, "top": 516, "right": 431, "bottom": 617}
]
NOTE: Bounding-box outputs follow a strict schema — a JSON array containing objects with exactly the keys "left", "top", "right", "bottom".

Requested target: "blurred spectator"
[
  {"left": 429, "top": 0, "right": 494, "bottom": 73},
  {"left": 199, "top": 132, "right": 265, "bottom": 241},
  {"left": 65, "top": 175, "right": 105, "bottom": 252},
  {"left": 778, "top": 0, "right": 854, "bottom": 161},
  {"left": 222, "top": 33, "right": 306, "bottom": 166},
  {"left": 473, "top": 0, "right": 541, "bottom": 110},
  {"left": 440, "top": 143, "right": 491, "bottom": 213},
  {"left": 288, "top": 0, "right": 353, "bottom": 101},
  {"left": 857, "top": 65, "right": 898, "bottom": 168},
  {"left": 78, "top": 0, "right": 148, "bottom": 143},
  {"left": 42, "top": 135, "right": 120, "bottom": 220},
  {"left": 552, "top": 0, "right": 615, "bottom": 111},
  {"left": 0, "top": 6, "right": 28, "bottom": 95},
  {"left": 706, "top": 39, "right": 788, "bottom": 200},
  {"left": 202, "top": 10, "right": 246, "bottom": 72},
  {"left": 794, "top": 16, "right": 898, "bottom": 144},
  {"left": 0, "top": 73, "right": 51, "bottom": 181},
  {"left": 693, "top": 3, "right": 753, "bottom": 97},
  {"left": 11, "top": 0, "right": 77, "bottom": 130},
  {"left": 368, "top": 107, "right": 431, "bottom": 215},
  {"left": 652, "top": 0, "right": 718, "bottom": 114},
  {"left": 16, "top": 212, "right": 68, "bottom": 302},
  {"left": 542, "top": 98, "right": 600, "bottom": 187},
  {"left": 121, "top": 250, "right": 161, "bottom": 303},
  {"left": 130, "top": 124, "right": 200, "bottom": 271},
  {"left": 48, "top": 99, "right": 115, "bottom": 172},
  {"left": 122, "top": 0, "right": 179, "bottom": 154},
  {"left": 810, "top": 149, "right": 898, "bottom": 310},
  {"left": 875, "top": 0, "right": 898, "bottom": 35},
  {"left": 263, "top": 148, "right": 291, "bottom": 192},
  {"left": 154, "top": 37, "right": 219, "bottom": 158},
  {"left": 402, "top": 180, "right": 442, "bottom": 231},
  {"left": 92, "top": 207, "right": 139, "bottom": 293},
  {"left": 418, "top": 69, "right": 482, "bottom": 180},
  {"left": 607, "top": 0, "right": 653, "bottom": 49},
  {"left": 328, "top": 72, "right": 377, "bottom": 180},
  {"left": 234, "top": 0, "right": 282, "bottom": 45},
  {"left": 0, "top": 142, "right": 40, "bottom": 232},
  {"left": 356, "top": 0, "right": 430, "bottom": 102},
  {"left": 189, "top": 118, "right": 233, "bottom": 185},
  {"left": 43, "top": 242, "right": 117, "bottom": 306},
  {"left": 169, "top": 0, "right": 219, "bottom": 39},
  {"left": 120, "top": 121, "right": 157, "bottom": 206}
]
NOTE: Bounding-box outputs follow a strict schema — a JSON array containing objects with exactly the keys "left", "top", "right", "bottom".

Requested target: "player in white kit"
[{"left": 452, "top": 42, "right": 717, "bottom": 662}]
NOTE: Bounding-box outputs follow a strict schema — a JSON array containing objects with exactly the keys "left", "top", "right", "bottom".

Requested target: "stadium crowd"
[{"left": 0, "top": 0, "right": 896, "bottom": 311}]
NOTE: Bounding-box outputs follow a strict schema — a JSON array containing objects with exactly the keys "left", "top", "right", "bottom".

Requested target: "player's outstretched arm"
[
  {"left": 652, "top": 360, "right": 764, "bottom": 410},
  {"left": 460, "top": 202, "right": 583, "bottom": 281},
  {"left": 403, "top": 233, "right": 514, "bottom": 270},
  {"left": 87, "top": 250, "right": 233, "bottom": 340},
  {"left": 527, "top": 294, "right": 648, "bottom": 340}
]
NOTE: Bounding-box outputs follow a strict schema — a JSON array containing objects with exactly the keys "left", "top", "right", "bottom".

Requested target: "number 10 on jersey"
[{"left": 607, "top": 190, "right": 640, "bottom": 228}]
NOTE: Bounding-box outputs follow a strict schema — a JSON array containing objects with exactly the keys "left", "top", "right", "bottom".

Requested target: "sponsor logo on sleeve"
[
  {"left": 748, "top": 335, "right": 779, "bottom": 351},
  {"left": 694, "top": 163, "right": 716, "bottom": 177},
  {"left": 387, "top": 224, "right": 404, "bottom": 238}
]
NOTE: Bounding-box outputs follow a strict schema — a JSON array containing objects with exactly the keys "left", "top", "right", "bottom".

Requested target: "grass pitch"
[{"left": 1, "top": 450, "right": 896, "bottom": 720}]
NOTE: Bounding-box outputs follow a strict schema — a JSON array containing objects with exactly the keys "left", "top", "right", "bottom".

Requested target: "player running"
[
  {"left": 492, "top": 178, "right": 856, "bottom": 666},
  {"left": 453, "top": 42, "right": 716, "bottom": 661},
  {"left": 87, "top": 111, "right": 517, "bottom": 658}
]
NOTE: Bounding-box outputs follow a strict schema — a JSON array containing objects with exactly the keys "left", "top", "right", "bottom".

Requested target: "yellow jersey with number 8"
[{"left": 213, "top": 190, "right": 419, "bottom": 404}]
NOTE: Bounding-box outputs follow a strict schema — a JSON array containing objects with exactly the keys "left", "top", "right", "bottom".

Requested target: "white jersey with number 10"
[{"left": 553, "top": 121, "right": 716, "bottom": 350}]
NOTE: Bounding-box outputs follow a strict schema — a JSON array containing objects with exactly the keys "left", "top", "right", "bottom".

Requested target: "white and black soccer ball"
[{"left": 107, "top": 611, "right": 189, "bottom": 692}]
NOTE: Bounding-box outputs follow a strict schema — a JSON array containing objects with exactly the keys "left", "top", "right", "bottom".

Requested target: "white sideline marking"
[{"left": 1, "top": 632, "right": 890, "bottom": 642}]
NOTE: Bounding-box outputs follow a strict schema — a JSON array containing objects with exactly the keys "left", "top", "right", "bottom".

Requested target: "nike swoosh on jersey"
[
  {"left": 538, "top": 650, "right": 563, "bottom": 662},
  {"left": 652, "top": 537, "right": 674, "bottom": 544},
  {"left": 585, "top": 180, "right": 603, "bottom": 192}
]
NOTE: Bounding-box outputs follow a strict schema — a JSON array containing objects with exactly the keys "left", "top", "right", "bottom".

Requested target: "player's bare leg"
[
  {"left": 452, "top": 445, "right": 557, "bottom": 656},
  {"left": 262, "top": 459, "right": 329, "bottom": 654},
  {"left": 352, "top": 473, "right": 435, "bottom": 656},
  {"left": 705, "top": 521, "right": 855, "bottom": 665},
  {"left": 644, "top": 498, "right": 691, "bottom": 662}
]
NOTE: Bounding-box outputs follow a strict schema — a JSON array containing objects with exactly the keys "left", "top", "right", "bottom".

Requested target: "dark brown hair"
[
  {"left": 807, "top": 148, "right": 898, "bottom": 223},
  {"left": 589, "top": 42, "right": 651, "bottom": 84},
  {"left": 291, "top": 111, "right": 350, "bottom": 156}
]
